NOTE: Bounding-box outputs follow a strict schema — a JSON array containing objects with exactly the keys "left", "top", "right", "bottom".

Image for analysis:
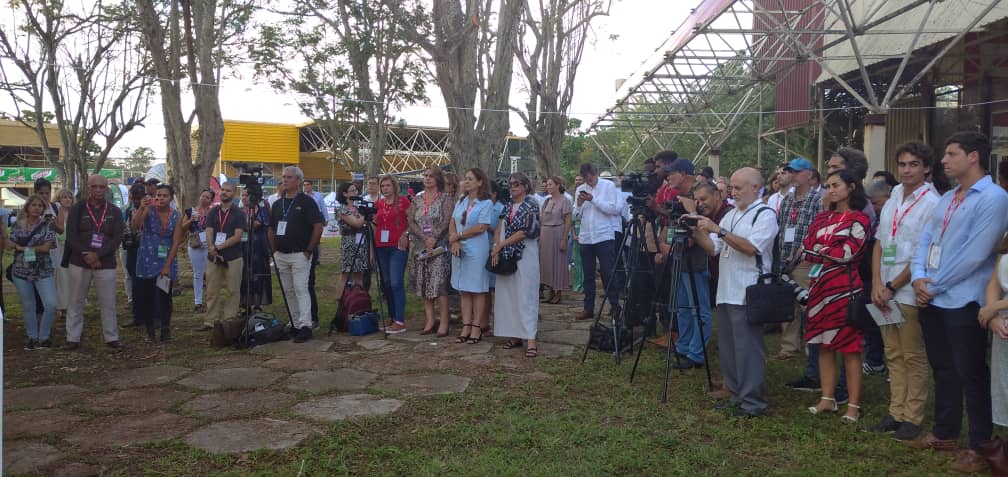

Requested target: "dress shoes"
[
  {"left": 575, "top": 310, "right": 593, "bottom": 320},
  {"left": 905, "top": 432, "right": 958, "bottom": 451}
]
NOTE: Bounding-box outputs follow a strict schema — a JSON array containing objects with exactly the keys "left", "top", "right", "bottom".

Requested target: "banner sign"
[{"left": 0, "top": 167, "right": 121, "bottom": 183}]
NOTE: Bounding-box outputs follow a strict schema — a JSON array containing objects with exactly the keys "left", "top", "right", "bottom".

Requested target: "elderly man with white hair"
[{"left": 268, "top": 166, "right": 325, "bottom": 343}]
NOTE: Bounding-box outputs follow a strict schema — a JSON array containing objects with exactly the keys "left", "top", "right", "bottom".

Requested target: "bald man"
[
  {"left": 64, "top": 174, "right": 126, "bottom": 350},
  {"left": 693, "top": 168, "right": 779, "bottom": 417}
]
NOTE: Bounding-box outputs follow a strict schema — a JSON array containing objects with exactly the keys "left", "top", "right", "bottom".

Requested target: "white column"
[
  {"left": 863, "top": 113, "right": 887, "bottom": 175},
  {"left": 708, "top": 148, "right": 721, "bottom": 178}
]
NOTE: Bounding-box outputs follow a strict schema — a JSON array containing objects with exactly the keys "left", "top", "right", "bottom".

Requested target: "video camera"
[
  {"left": 233, "top": 162, "right": 264, "bottom": 200},
  {"left": 348, "top": 196, "right": 377, "bottom": 218}
]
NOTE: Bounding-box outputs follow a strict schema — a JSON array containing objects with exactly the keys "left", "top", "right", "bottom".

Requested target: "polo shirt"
[
  {"left": 269, "top": 193, "right": 324, "bottom": 253},
  {"left": 205, "top": 202, "right": 248, "bottom": 262}
]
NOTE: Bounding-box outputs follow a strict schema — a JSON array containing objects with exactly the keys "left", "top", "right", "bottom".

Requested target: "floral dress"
[
  {"left": 801, "top": 209, "right": 870, "bottom": 353},
  {"left": 337, "top": 203, "right": 369, "bottom": 273},
  {"left": 136, "top": 209, "right": 180, "bottom": 280},
  {"left": 407, "top": 192, "right": 452, "bottom": 299}
]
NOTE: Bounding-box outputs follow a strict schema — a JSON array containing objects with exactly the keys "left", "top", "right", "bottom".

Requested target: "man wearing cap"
[
  {"left": 772, "top": 158, "right": 822, "bottom": 366},
  {"left": 695, "top": 166, "right": 715, "bottom": 186},
  {"left": 655, "top": 156, "right": 694, "bottom": 211}
]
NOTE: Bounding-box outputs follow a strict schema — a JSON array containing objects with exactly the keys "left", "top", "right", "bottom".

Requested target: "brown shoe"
[
  {"left": 905, "top": 432, "right": 959, "bottom": 451},
  {"left": 770, "top": 351, "right": 796, "bottom": 361},
  {"left": 950, "top": 450, "right": 990, "bottom": 473},
  {"left": 708, "top": 388, "right": 732, "bottom": 399},
  {"left": 575, "top": 310, "right": 593, "bottom": 320},
  {"left": 648, "top": 335, "right": 670, "bottom": 348}
]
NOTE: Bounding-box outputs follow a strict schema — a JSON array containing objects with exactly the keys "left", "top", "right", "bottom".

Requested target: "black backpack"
[{"left": 237, "top": 313, "right": 288, "bottom": 348}]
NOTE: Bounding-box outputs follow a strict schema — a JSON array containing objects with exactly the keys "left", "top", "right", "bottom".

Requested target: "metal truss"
[
  {"left": 299, "top": 122, "right": 451, "bottom": 174},
  {"left": 587, "top": 0, "right": 1008, "bottom": 171}
]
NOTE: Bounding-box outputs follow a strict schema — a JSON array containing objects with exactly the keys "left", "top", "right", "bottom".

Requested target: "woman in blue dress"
[
  {"left": 130, "top": 184, "right": 189, "bottom": 342},
  {"left": 449, "top": 168, "right": 495, "bottom": 343}
]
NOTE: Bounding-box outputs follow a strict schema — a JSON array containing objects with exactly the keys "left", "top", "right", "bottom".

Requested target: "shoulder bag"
[
  {"left": 6, "top": 220, "right": 51, "bottom": 282},
  {"left": 845, "top": 261, "right": 876, "bottom": 332},
  {"left": 744, "top": 253, "right": 797, "bottom": 324}
]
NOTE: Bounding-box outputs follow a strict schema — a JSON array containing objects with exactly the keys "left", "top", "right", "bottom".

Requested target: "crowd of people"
[{"left": 3, "top": 130, "right": 1006, "bottom": 473}]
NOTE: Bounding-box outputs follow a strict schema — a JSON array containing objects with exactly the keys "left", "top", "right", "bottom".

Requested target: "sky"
[{"left": 60, "top": 2, "right": 697, "bottom": 159}]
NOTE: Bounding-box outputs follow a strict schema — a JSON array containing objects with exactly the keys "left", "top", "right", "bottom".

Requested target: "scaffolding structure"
[
  {"left": 298, "top": 122, "right": 452, "bottom": 174},
  {"left": 587, "top": 0, "right": 1008, "bottom": 175}
]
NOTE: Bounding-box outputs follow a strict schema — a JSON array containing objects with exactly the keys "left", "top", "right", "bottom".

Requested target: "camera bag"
[
  {"left": 744, "top": 253, "right": 796, "bottom": 324},
  {"left": 331, "top": 282, "right": 373, "bottom": 333}
]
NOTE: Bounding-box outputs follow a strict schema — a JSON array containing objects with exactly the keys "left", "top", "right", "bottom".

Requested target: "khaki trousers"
[
  {"left": 205, "top": 258, "right": 244, "bottom": 321},
  {"left": 779, "top": 262, "right": 811, "bottom": 356},
  {"left": 880, "top": 303, "right": 929, "bottom": 425},
  {"left": 65, "top": 265, "right": 119, "bottom": 343}
]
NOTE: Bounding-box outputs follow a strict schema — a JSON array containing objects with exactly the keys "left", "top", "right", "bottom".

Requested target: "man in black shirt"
[
  {"left": 269, "top": 166, "right": 324, "bottom": 342},
  {"left": 205, "top": 182, "right": 248, "bottom": 325}
]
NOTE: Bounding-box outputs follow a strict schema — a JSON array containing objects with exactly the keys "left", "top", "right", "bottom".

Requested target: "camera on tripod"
[
  {"left": 234, "top": 162, "right": 264, "bottom": 200},
  {"left": 349, "top": 196, "right": 377, "bottom": 218},
  {"left": 780, "top": 274, "right": 810, "bottom": 305}
]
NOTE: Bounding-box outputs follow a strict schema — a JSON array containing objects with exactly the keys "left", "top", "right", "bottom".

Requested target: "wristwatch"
[
  {"left": 716, "top": 227, "right": 727, "bottom": 239},
  {"left": 885, "top": 281, "right": 897, "bottom": 292}
]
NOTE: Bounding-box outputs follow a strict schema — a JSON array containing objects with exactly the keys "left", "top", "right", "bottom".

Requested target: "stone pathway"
[{"left": 2, "top": 296, "right": 591, "bottom": 474}]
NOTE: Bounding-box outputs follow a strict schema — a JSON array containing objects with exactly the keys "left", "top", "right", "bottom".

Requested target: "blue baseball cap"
[
  {"left": 665, "top": 158, "right": 695, "bottom": 175},
  {"left": 784, "top": 157, "right": 815, "bottom": 172}
]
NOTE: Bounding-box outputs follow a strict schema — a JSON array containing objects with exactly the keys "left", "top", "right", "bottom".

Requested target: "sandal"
[
  {"left": 525, "top": 347, "right": 538, "bottom": 358},
  {"left": 455, "top": 324, "right": 473, "bottom": 343},
  {"left": 466, "top": 327, "right": 483, "bottom": 344},
  {"left": 540, "top": 289, "right": 555, "bottom": 303},
  {"left": 841, "top": 404, "right": 861, "bottom": 423},
  {"left": 503, "top": 338, "right": 522, "bottom": 349},
  {"left": 808, "top": 396, "right": 838, "bottom": 415},
  {"left": 547, "top": 293, "right": 562, "bottom": 304}
]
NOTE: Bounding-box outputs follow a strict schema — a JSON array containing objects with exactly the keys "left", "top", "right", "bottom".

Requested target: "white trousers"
[
  {"left": 65, "top": 265, "right": 119, "bottom": 343},
  {"left": 188, "top": 246, "right": 208, "bottom": 304},
  {"left": 274, "top": 252, "right": 312, "bottom": 329}
]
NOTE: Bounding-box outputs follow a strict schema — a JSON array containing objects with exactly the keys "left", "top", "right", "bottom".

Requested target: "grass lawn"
[{"left": 2, "top": 238, "right": 999, "bottom": 475}]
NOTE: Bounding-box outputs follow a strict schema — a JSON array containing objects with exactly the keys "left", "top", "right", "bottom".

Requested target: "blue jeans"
[
  {"left": 580, "top": 239, "right": 618, "bottom": 311},
  {"left": 863, "top": 325, "right": 885, "bottom": 368},
  {"left": 375, "top": 247, "right": 408, "bottom": 323},
  {"left": 12, "top": 275, "right": 57, "bottom": 340},
  {"left": 675, "top": 270, "right": 712, "bottom": 363}
]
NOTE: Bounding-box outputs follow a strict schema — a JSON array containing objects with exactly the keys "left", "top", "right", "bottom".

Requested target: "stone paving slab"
[
  {"left": 286, "top": 369, "right": 377, "bottom": 394},
  {"left": 177, "top": 367, "right": 285, "bottom": 391},
  {"left": 414, "top": 340, "right": 493, "bottom": 356},
  {"left": 261, "top": 352, "right": 346, "bottom": 371},
  {"left": 249, "top": 339, "right": 334, "bottom": 355},
  {"left": 52, "top": 462, "right": 103, "bottom": 477},
  {"left": 383, "top": 330, "right": 437, "bottom": 343},
  {"left": 4, "top": 408, "right": 86, "bottom": 438},
  {"left": 188, "top": 354, "right": 266, "bottom": 369},
  {"left": 179, "top": 390, "right": 294, "bottom": 418},
  {"left": 184, "top": 418, "right": 318, "bottom": 454},
  {"left": 537, "top": 320, "right": 570, "bottom": 332},
  {"left": 538, "top": 329, "right": 588, "bottom": 346},
  {"left": 4, "top": 384, "right": 88, "bottom": 410},
  {"left": 3, "top": 440, "right": 64, "bottom": 475},
  {"left": 538, "top": 342, "right": 576, "bottom": 358},
  {"left": 64, "top": 412, "right": 195, "bottom": 450},
  {"left": 354, "top": 352, "right": 447, "bottom": 375},
  {"left": 374, "top": 374, "right": 471, "bottom": 396},
  {"left": 109, "top": 365, "right": 192, "bottom": 389},
  {"left": 78, "top": 388, "right": 194, "bottom": 414},
  {"left": 291, "top": 394, "right": 402, "bottom": 422}
]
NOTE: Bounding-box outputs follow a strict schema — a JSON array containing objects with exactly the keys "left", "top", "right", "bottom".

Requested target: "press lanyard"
[
  {"left": 508, "top": 202, "right": 520, "bottom": 223},
  {"left": 728, "top": 203, "right": 758, "bottom": 232},
  {"left": 423, "top": 192, "right": 440, "bottom": 217},
  {"left": 86, "top": 201, "right": 108, "bottom": 233},
  {"left": 939, "top": 190, "right": 966, "bottom": 243},
  {"left": 281, "top": 193, "right": 297, "bottom": 219},
  {"left": 787, "top": 196, "right": 805, "bottom": 224},
  {"left": 156, "top": 209, "right": 172, "bottom": 240},
  {"left": 891, "top": 188, "right": 929, "bottom": 237},
  {"left": 823, "top": 211, "right": 850, "bottom": 243},
  {"left": 462, "top": 198, "right": 476, "bottom": 226},
  {"left": 218, "top": 206, "right": 231, "bottom": 231},
  {"left": 197, "top": 208, "right": 208, "bottom": 227}
]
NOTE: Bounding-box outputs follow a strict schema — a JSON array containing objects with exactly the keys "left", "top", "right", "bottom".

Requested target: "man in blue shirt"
[{"left": 907, "top": 131, "right": 1008, "bottom": 473}]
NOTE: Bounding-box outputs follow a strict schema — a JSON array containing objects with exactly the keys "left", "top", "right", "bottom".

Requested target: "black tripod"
[
  {"left": 239, "top": 192, "right": 294, "bottom": 343},
  {"left": 327, "top": 204, "right": 389, "bottom": 336},
  {"left": 629, "top": 224, "right": 714, "bottom": 402},
  {"left": 580, "top": 210, "right": 659, "bottom": 364}
]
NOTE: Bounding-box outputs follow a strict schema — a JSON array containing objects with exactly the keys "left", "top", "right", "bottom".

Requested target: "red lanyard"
[
  {"left": 461, "top": 198, "right": 476, "bottom": 226},
  {"left": 86, "top": 201, "right": 108, "bottom": 233},
  {"left": 823, "top": 211, "right": 850, "bottom": 243},
  {"left": 891, "top": 188, "right": 929, "bottom": 237},
  {"left": 940, "top": 190, "right": 966, "bottom": 242},
  {"left": 508, "top": 203, "right": 520, "bottom": 223},
  {"left": 422, "top": 192, "right": 440, "bottom": 217},
  {"left": 156, "top": 210, "right": 172, "bottom": 239},
  {"left": 788, "top": 196, "right": 805, "bottom": 224},
  {"left": 217, "top": 206, "right": 231, "bottom": 231}
]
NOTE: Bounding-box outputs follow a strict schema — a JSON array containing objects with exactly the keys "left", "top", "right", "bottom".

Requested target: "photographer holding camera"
[
  {"left": 692, "top": 168, "right": 778, "bottom": 417},
  {"left": 574, "top": 162, "right": 623, "bottom": 321}
]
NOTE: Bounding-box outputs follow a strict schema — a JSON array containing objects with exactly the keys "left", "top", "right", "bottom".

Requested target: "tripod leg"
[{"left": 685, "top": 270, "right": 715, "bottom": 391}]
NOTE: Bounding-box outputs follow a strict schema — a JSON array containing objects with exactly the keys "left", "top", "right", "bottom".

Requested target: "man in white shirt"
[
  {"left": 767, "top": 164, "right": 793, "bottom": 212},
  {"left": 869, "top": 142, "right": 939, "bottom": 441},
  {"left": 693, "top": 167, "right": 778, "bottom": 417},
  {"left": 574, "top": 163, "right": 623, "bottom": 320}
]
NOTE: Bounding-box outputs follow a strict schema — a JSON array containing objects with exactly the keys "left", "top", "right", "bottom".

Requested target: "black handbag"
[
  {"left": 744, "top": 253, "right": 797, "bottom": 324},
  {"left": 485, "top": 254, "right": 518, "bottom": 275},
  {"left": 845, "top": 263, "right": 876, "bottom": 332}
]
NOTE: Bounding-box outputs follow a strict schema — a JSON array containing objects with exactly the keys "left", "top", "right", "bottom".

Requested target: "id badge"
[
  {"left": 23, "top": 247, "right": 35, "bottom": 262},
  {"left": 276, "top": 221, "right": 288, "bottom": 236},
  {"left": 721, "top": 246, "right": 732, "bottom": 259},
  {"left": 355, "top": 233, "right": 364, "bottom": 245},
  {"left": 882, "top": 243, "right": 897, "bottom": 266},
  {"left": 809, "top": 263, "right": 823, "bottom": 278},
  {"left": 90, "top": 233, "right": 103, "bottom": 248},
  {"left": 215, "top": 232, "right": 226, "bottom": 246},
  {"left": 665, "top": 227, "right": 675, "bottom": 245},
  {"left": 927, "top": 244, "right": 941, "bottom": 269},
  {"left": 200, "top": 230, "right": 207, "bottom": 244},
  {"left": 380, "top": 229, "right": 390, "bottom": 243},
  {"left": 241, "top": 232, "right": 249, "bottom": 242},
  {"left": 158, "top": 244, "right": 169, "bottom": 258},
  {"left": 783, "top": 227, "right": 796, "bottom": 243}
]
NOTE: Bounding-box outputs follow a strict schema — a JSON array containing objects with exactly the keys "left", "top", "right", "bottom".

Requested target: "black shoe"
[
  {"left": 106, "top": 340, "right": 125, "bottom": 350},
  {"left": 122, "top": 321, "right": 142, "bottom": 328},
  {"left": 160, "top": 328, "right": 172, "bottom": 342},
  {"left": 64, "top": 341, "right": 80, "bottom": 351},
  {"left": 892, "top": 421, "right": 922, "bottom": 441},
  {"left": 870, "top": 415, "right": 900, "bottom": 433},
  {"left": 672, "top": 358, "right": 703, "bottom": 370},
  {"left": 24, "top": 339, "right": 37, "bottom": 351},
  {"left": 37, "top": 339, "right": 52, "bottom": 349},
  {"left": 785, "top": 376, "right": 821, "bottom": 392},
  {"left": 293, "top": 327, "right": 312, "bottom": 343},
  {"left": 713, "top": 401, "right": 736, "bottom": 411},
  {"left": 731, "top": 407, "right": 765, "bottom": 418}
]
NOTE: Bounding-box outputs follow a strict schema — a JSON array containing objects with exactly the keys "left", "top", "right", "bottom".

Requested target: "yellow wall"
[
  {"left": 0, "top": 120, "right": 62, "bottom": 153},
  {"left": 220, "top": 120, "right": 299, "bottom": 164}
]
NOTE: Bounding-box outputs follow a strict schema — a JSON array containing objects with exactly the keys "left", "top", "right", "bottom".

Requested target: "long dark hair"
[
  {"left": 826, "top": 169, "right": 867, "bottom": 212},
  {"left": 462, "top": 168, "right": 492, "bottom": 202},
  {"left": 336, "top": 181, "right": 357, "bottom": 205}
]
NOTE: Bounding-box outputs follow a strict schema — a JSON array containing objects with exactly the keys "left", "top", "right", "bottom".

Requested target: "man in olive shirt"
[
  {"left": 269, "top": 166, "right": 324, "bottom": 343},
  {"left": 205, "top": 182, "right": 248, "bottom": 324},
  {"left": 65, "top": 174, "right": 125, "bottom": 350}
]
